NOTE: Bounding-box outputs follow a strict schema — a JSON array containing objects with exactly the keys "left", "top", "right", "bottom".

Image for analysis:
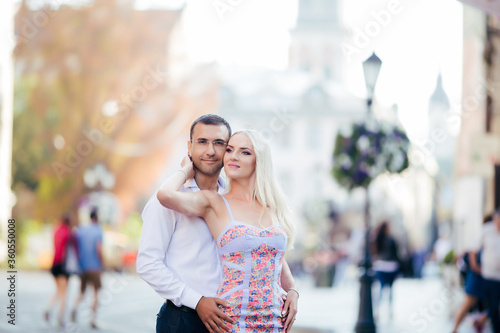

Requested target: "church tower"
[
  {"left": 428, "top": 72, "right": 453, "bottom": 167},
  {"left": 289, "top": 0, "right": 345, "bottom": 82}
]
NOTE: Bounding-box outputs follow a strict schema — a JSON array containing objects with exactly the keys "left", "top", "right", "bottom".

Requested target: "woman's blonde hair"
[{"left": 225, "top": 129, "right": 295, "bottom": 248}]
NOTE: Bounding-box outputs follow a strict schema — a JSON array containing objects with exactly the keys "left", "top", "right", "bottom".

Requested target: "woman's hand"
[
  {"left": 281, "top": 289, "right": 298, "bottom": 332},
  {"left": 180, "top": 155, "right": 195, "bottom": 180}
]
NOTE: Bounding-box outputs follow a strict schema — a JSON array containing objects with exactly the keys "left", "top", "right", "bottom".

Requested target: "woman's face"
[{"left": 224, "top": 133, "right": 256, "bottom": 181}]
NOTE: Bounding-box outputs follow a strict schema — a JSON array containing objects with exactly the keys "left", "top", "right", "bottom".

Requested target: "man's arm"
[
  {"left": 280, "top": 260, "right": 298, "bottom": 333},
  {"left": 96, "top": 241, "right": 103, "bottom": 267},
  {"left": 136, "top": 193, "right": 202, "bottom": 307}
]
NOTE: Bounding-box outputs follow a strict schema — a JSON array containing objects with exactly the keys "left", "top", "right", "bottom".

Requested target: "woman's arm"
[
  {"left": 469, "top": 251, "right": 481, "bottom": 274},
  {"left": 280, "top": 260, "right": 298, "bottom": 332},
  {"left": 156, "top": 161, "right": 210, "bottom": 218}
]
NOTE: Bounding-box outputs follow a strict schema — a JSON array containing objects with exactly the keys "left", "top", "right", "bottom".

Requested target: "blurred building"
[
  {"left": 289, "top": 0, "right": 344, "bottom": 82},
  {"left": 427, "top": 74, "right": 455, "bottom": 248},
  {"left": 428, "top": 74, "right": 454, "bottom": 174},
  {"left": 453, "top": 2, "right": 500, "bottom": 254}
]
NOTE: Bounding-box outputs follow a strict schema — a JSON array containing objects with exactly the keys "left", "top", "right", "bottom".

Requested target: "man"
[
  {"left": 71, "top": 209, "right": 103, "bottom": 329},
  {"left": 137, "top": 114, "right": 298, "bottom": 333},
  {"left": 471, "top": 208, "right": 500, "bottom": 332}
]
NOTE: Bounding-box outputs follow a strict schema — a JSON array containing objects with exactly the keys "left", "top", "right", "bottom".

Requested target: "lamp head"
[{"left": 362, "top": 52, "right": 382, "bottom": 95}]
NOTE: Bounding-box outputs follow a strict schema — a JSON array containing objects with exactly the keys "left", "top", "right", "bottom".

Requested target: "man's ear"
[{"left": 187, "top": 140, "right": 192, "bottom": 158}]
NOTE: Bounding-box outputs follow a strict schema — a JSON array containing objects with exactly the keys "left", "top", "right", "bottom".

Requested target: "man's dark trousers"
[{"left": 156, "top": 300, "right": 209, "bottom": 333}]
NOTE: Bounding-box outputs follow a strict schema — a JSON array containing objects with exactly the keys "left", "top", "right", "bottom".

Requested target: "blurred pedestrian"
[
  {"left": 473, "top": 208, "right": 500, "bottom": 332},
  {"left": 372, "top": 221, "right": 400, "bottom": 318},
  {"left": 71, "top": 209, "right": 103, "bottom": 329},
  {"left": 452, "top": 250, "right": 488, "bottom": 333},
  {"left": 452, "top": 214, "right": 492, "bottom": 333},
  {"left": 44, "top": 214, "right": 77, "bottom": 326}
]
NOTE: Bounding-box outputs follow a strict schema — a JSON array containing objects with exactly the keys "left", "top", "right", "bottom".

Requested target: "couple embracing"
[{"left": 136, "top": 114, "right": 298, "bottom": 333}]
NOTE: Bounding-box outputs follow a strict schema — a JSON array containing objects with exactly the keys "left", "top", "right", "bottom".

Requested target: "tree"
[{"left": 12, "top": 0, "right": 218, "bottom": 222}]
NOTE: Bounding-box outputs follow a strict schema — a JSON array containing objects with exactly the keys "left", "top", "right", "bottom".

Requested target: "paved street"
[{"left": 0, "top": 270, "right": 493, "bottom": 333}]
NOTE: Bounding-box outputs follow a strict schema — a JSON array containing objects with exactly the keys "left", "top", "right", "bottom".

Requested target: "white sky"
[{"left": 180, "top": 0, "right": 298, "bottom": 69}]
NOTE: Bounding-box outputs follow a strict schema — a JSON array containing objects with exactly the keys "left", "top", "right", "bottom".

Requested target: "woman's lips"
[{"left": 227, "top": 164, "right": 240, "bottom": 168}]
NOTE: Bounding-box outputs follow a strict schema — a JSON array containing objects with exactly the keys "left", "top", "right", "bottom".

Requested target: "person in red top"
[{"left": 44, "top": 214, "right": 77, "bottom": 326}]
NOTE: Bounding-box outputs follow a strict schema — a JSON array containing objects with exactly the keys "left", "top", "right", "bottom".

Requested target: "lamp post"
[
  {"left": 355, "top": 52, "right": 382, "bottom": 333},
  {"left": 362, "top": 52, "right": 382, "bottom": 114},
  {"left": 81, "top": 163, "right": 119, "bottom": 226}
]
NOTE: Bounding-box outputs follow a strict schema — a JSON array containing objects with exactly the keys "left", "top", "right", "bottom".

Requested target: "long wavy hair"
[{"left": 225, "top": 129, "right": 295, "bottom": 248}]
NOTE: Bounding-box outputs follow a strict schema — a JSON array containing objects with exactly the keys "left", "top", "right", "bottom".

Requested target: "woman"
[
  {"left": 157, "top": 129, "right": 298, "bottom": 332},
  {"left": 452, "top": 250, "right": 488, "bottom": 333},
  {"left": 452, "top": 213, "right": 493, "bottom": 333},
  {"left": 372, "top": 221, "right": 399, "bottom": 317},
  {"left": 44, "top": 214, "right": 77, "bottom": 326}
]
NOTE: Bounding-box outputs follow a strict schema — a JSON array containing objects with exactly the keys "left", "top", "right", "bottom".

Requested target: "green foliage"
[
  {"left": 17, "top": 218, "right": 45, "bottom": 257},
  {"left": 442, "top": 250, "right": 455, "bottom": 265},
  {"left": 12, "top": 77, "right": 56, "bottom": 190},
  {"left": 118, "top": 211, "right": 143, "bottom": 249}
]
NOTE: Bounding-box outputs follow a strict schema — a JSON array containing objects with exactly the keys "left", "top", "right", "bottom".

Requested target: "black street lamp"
[
  {"left": 362, "top": 52, "right": 382, "bottom": 113},
  {"left": 355, "top": 52, "right": 382, "bottom": 333}
]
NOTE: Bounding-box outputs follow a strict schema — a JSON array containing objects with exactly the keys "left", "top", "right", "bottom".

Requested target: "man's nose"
[{"left": 204, "top": 142, "right": 215, "bottom": 155}]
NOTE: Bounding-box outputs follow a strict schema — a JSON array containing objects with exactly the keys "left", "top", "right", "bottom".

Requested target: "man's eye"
[
  {"left": 214, "top": 141, "right": 226, "bottom": 147},
  {"left": 197, "top": 140, "right": 207, "bottom": 144}
]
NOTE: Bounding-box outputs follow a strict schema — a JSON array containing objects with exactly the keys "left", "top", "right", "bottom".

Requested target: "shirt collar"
[{"left": 185, "top": 177, "right": 226, "bottom": 193}]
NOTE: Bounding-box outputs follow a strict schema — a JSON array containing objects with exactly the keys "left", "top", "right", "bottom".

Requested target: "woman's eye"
[{"left": 226, "top": 148, "right": 233, "bottom": 153}]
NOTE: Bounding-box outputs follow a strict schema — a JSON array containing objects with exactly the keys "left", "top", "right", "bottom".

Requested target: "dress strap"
[{"left": 221, "top": 196, "right": 235, "bottom": 221}]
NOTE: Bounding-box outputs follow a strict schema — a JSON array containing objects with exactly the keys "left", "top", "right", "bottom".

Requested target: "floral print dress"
[{"left": 216, "top": 197, "right": 287, "bottom": 332}]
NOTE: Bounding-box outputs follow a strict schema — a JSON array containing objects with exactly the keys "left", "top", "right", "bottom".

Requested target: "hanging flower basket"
[{"left": 332, "top": 120, "right": 410, "bottom": 191}]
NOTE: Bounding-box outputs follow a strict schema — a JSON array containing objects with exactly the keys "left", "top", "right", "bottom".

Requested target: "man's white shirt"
[{"left": 136, "top": 178, "right": 224, "bottom": 309}]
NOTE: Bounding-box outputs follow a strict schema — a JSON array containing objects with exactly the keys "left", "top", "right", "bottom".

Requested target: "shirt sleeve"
[{"left": 136, "top": 192, "right": 203, "bottom": 309}]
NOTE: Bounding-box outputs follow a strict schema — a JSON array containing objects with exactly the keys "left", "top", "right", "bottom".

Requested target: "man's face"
[{"left": 188, "top": 123, "right": 229, "bottom": 177}]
